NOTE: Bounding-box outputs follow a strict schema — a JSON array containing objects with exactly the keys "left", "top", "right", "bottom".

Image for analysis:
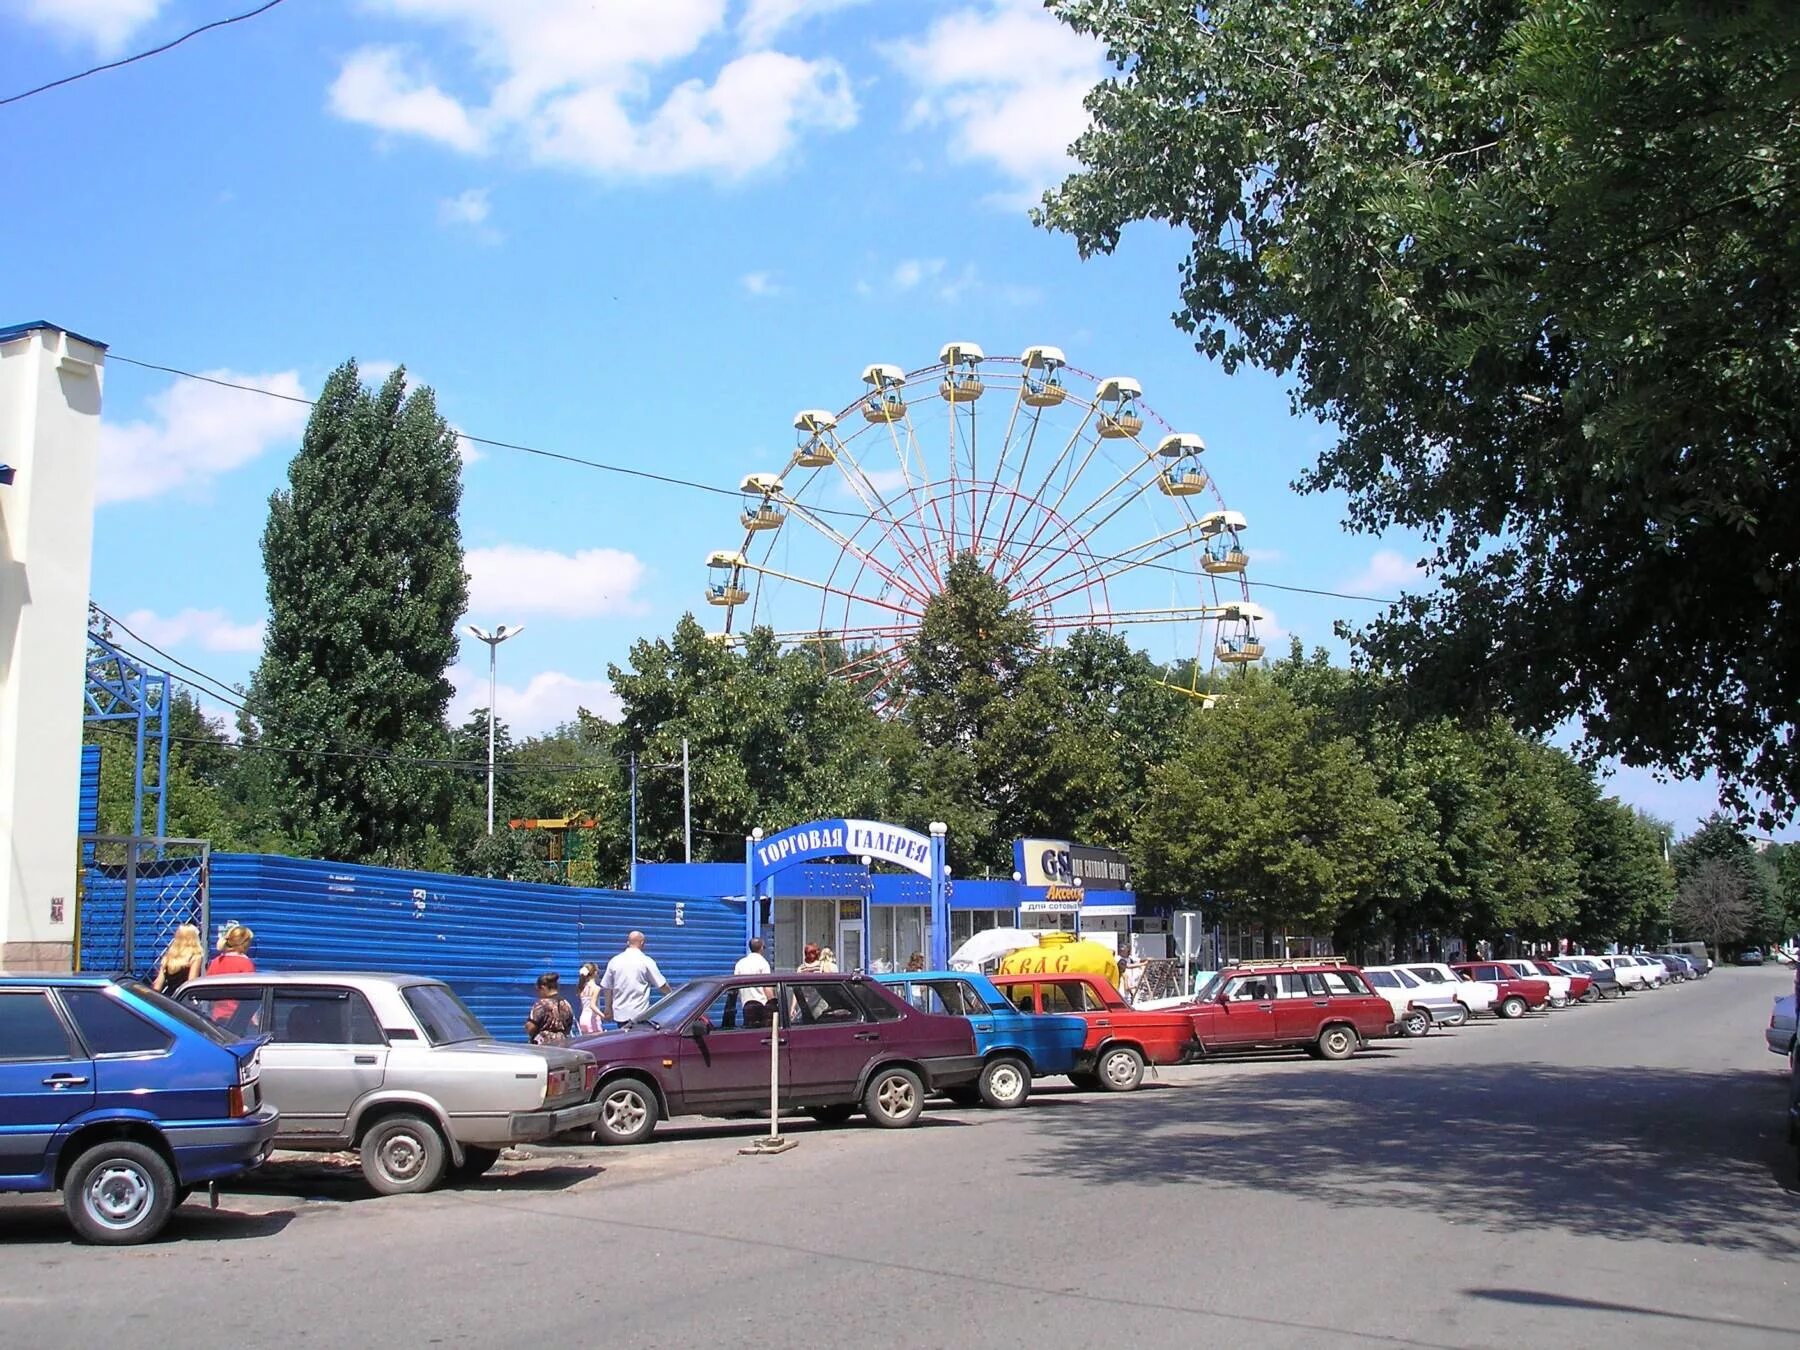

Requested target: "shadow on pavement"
[
  {"left": 1019, "top": 1062, "right": 1800, "bottom": 1254},
  {"left": 223, "top": 1153, "right": 601, "bottom": 1202},
  {"left": 1465, "top": 1288, "right": 1793, "bottom": 1337},
  {"left": 0, "top": 1201, "right": 295, "bottom": 1246}
]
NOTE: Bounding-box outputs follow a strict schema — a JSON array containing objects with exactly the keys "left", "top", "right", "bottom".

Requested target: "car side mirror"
[{"left": 688, "top": 1019, "right": 708, "bottom": 1041}]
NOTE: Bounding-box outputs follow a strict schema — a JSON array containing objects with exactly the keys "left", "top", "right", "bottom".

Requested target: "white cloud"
[
  {"left": 437, "top": 187, "right": 490, "bottom": 226},
  {"left": 892, "top": 258, "right": 944, "bottom": 290},
  {"left": 1345, "top": 549, "right": 1426, "bottom": 598},
  {"left": 329, "top": 3, "right": 857, "bottom": 180},
  {"left": 450, "top": 664, "right": 621, "bottom": 734},
  {"left": 739, "top": 0, "right": 871, "bottom": 47},
  {"left": 328, "top": 47, "right": 487, "bottom": 153},
  {"left": 120, "top": 607, "right": 265, "bottom": 654},
  {"left": 740, "top": 270, "right": 783, "bottom": 297},
  {"left": 465, "top": 544, "right": 649, "bottom": 619},
  {"left": 16, "top": 0, "right": 162, "bottom": 54},
  {"left": 98, "top": 370, "right": 309, "bottom": 504},
  {"left": 887, "top": 0, "right": 1106, "bottom": 201}
]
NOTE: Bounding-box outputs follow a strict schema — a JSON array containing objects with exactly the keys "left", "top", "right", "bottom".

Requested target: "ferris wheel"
[{"left": 704, "top": 343, "right": 1266, "bottom": 700}]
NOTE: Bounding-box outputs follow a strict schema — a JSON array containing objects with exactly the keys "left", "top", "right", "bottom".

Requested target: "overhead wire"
[{"left": 0, "top": 0, "right": 290, "bottom": 109}]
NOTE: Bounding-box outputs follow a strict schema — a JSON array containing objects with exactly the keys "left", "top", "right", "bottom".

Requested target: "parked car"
[
  {"left": 2, "top": 975, "right": 278, "bottom": 1244},
  {"left": 1647, "top": 954, "right": 1691, "bottom": 982},
  {"left": 1553, "top": 957, "right": 1622, "bottom": 999},
  {"left": 1739, "top": 948, "right": 1766, "bottom": 966},
  {"left": 1767, "top": 995, "right": 1796, "bottom": 1058},
  {"left": 1363, "top": 965, "right": 1469, "bottom": 1036},
  {"left": 1659, "top": 941, "right": 1712, "bottom": 973},
  {"left": 1590, "top": 954, "right": 1657, "bottom": 991},
  {"left": 992, "top": 972, "right": 1198, "bottom": 1089},
  {"left": 1620, "top": 953, "right": 1670, "bottom": 986},
  {"left": 1498, "top": 960, "right": 1575, "bottom": 1007},
  {"left": 1665, "top": 953, "right": 1706, "bottom": 979},
  {"left": 178, "top": 972, "right": 600, "bottom": 1194},
  {"left": 1517, "top": 958, "right": 1595, "bottom": 1003},
  {"left": 571, "top": 973, "right": 982, "bottom": 1143},
  {"left": 874, "top": 971, "right": 1087, "bottom": 1108},
  {"left": 1401, "top": 962, "right": 1498, "bottom": 1017},
  {"left": 1183, "top": 963, "right": 1398, "bottom": 1060},
  {"left": 1452, "top": 962, "right": 1552, "bottom": 1018}
]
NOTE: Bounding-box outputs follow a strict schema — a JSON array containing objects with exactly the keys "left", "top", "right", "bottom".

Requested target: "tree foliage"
[
  {"left": 247, "top": 361, "right": 467, "bottom": 862},
  {"left": 1039, "top": 0, "right": 1800, "bottom": 823}
]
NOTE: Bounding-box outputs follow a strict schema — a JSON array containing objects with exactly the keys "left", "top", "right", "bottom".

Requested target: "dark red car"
[
  {"left": 1453, "top": 962, "right": 1551, "bottom": 1019},
  {"left": 1187, "top": 963, "right": 1398, "bottom": 1060},
  {"left": 572, "top": 973, "right": 981, "bottom": 1144},
  {"left": 992, "top": 973, "right": 1197, "bottom": 1091},
  {"left": 1518, "top": 958, "right": 1595, "bottom": 1003}
]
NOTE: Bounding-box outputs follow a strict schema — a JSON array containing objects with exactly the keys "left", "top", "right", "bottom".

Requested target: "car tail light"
[
  {"left": 546, "top": 1067, "right": 569, "bottom": 1103},
  {"left": 583, "top": 1062, "right": 599, "bottom": 1094},
  {"left": 238, "top": 1050, "right": 260, "bottom": 1088},
  {"left": 228, "top": 1084, "right": 246, "bottom": 1118}
]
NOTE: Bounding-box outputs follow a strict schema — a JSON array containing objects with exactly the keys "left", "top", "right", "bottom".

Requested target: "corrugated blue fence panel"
[
  {"left": 79, "top": 745, "right": 100, "bottom": 834},
  {"left": 79, "top": 855, "right": 207, "bottom": 976},
  {"left": 208, "top": 854, "right": 745, "bottom": 1041}
]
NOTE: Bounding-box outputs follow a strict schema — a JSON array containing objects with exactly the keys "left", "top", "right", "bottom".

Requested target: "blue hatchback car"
[
  {"left": 1, "top": 976, "right": 279, "bottom": 1244},
  {"left": 875, "top": 971, "right": 1088, "bottom": 1108}
]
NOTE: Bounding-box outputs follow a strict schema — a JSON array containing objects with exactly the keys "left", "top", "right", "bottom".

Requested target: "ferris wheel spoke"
[
  {"left": 1033, "top": 604, "right": 1242, "bottom": 632},
  {"left": 825, "top": 443, "right": 946, "bottom": 597},
  {"left": 895, "top": 406, "right": 958, "bottom": 570},
  {"left": 742, "top": 559, "right": 922, "bottom": 620},
  {"left": 987, "top": 407, "right": 1044, "bottom": 571},
  {"left": 991, "top": 411, "right": 1099, "bottom": 576},
  {"left": 777, "top": 498, "right": 932, "bottom": 608},
  {"left": 999, "top": 427, "right": 1120, "bottom": 589},
  {"left": 974, "top": 380, "right": 1027, "bottom": 556},
  {"left": 1008, "top": 472, "right": 1178, "bottom": 599},
  {"left": 1019, "top": 526, "right": 1212, "bottom": 612}
]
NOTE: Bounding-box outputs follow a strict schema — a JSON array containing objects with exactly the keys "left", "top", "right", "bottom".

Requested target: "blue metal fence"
[
  {"left": 208, "top": 854, "right": 745, "bottom": 1041},
  {"left": 80, "top": 745, "right": 100, "bottom": 834}
]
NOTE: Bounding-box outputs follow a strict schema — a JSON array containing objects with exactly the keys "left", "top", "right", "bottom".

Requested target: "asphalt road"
[{"left": 4, "top": 965, "right": 1795, "bottom": 1349}]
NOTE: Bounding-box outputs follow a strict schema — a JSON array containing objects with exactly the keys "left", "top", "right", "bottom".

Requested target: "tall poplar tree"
[{"left": 249, "top": 361, "right": 467, "bottom": 862}]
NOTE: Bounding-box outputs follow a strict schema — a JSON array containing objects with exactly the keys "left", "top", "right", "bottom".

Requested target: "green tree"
[
  {"left": 1040, "top": 0, "right": 1800, "bottom": 823},
  {"left": 1670, "top": 813, "right": 1780, "bottom": 947},
  {"left": 1135, "top": 673, "right": 1399, "bottom": 940},
  {"left": 247, "top": 361, "right": 467, "bottom": 862}
]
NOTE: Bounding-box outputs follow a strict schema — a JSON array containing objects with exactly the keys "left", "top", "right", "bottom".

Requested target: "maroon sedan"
[
  {"left": 573, "top": 973, "right": 982, "bottom": 1144},
  {"left": 1452, "top": 962, "right": 1552, "bottom": 1019}
]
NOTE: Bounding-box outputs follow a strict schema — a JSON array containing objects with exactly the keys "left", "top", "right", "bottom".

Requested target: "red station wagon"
[
  {"left": 1188, "top": 963, "right": 1398, "bottom": 1060},
  {"left": 991, "top": 973, "right": 1197, "bottom": 1092}
]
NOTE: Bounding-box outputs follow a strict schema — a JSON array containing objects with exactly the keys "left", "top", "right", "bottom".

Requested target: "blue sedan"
[
  {"left": 875, "top": 971, "right": 1088, "bottom": 1108},
  {"left": 1, "top": 976, "right": 279, "bottom": 1244}
]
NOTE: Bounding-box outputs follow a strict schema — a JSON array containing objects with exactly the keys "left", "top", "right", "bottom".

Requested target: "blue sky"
[{"left": 1, "top": 0, "right": 1773, "bottom": 838}]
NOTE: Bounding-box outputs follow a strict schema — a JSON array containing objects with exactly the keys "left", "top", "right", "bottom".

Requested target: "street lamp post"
[{"left": 465, "top": 623, "right": 524, "bottom": 834}]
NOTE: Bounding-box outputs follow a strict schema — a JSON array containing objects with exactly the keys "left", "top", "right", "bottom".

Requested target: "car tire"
[
  {"left": 594, "top": 1078, "right": 660, "bottom": 1146},
  {"left": 361, "top": 1113, "right": 448, "bottom": 1195},
  {"left": 64, "top": 1140, "right": 177, "bottom": 1246},
  {"left": 1067, "top": 1071, "right": 1101, "bottom": 1090},
  {"left": 1316, "top": 1025, "right": 1358, "bottom": 1061},
  {"left": 863, "top": 1067, "right": 925, "bottom": 1128},
  {"left": 805, "top": 1103, "right": 857, "bottom": 1126},
  {"left": 1400, "top": 1008, "right": 1432, "bottom": 1038},
  {"left": 1498, "top": 995, "right": 1527, "bottom": 1020},
  {"left": 978, "top": 1056, "right": 1032, "bottom": 1109},
  {"left": 450, "top": 1146, "right": 502, "bottom": 1182},
  {"left": 1443, "top": 1004, "right": 1470, "bottom": 1028},
  {"left": 1096, "top": 1045, "right": 1145, "bottom": 1092},
  {"left": 1579, "top": 987, "right": 1598, "bottom": 1003}
]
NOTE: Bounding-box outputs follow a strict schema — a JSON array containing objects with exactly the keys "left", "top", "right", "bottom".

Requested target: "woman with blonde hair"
[
  {"left": 575, "top": 962, "right": 605, "bottom": 1035},
  {"left": 151, "top": 923, "right": 205, "bottom": 995},
  {"left": 207, "top": 923, "right": 256, "bottom": 976}
]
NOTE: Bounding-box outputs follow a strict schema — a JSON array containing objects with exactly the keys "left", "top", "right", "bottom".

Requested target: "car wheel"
[
  {"left": 863, "top": 1067, "right": 925, "bottom": 1128},
  {"left": 1444, "top": 1004, "right": 1470, "bottom": 1028},
  {"left": 978, "top": 1056, "right": 1032, "bottom": 1109},
  {"left": 1579, "top": 987, "right": 1598, "bottom": 1003},
  {"left": 361, "top": 1113, "right": 448, "bottom": 1195},
  {"left": 64, "top": 1140, "right": 177, "bottom": 1246},
  {"left": 1401, "top": 1008, "right": 1432, "bottom": 1038},
  {"left": 804, "top": 1103, "right": 857, "bottom": 1126},
  {"left": 1316, "top": 1025, "right": 1358, "bottom": 1061},
  {"left": 1498, "top": 995, "right": 1526, "bottom": 1020},
  {"left": 594, "top": 1078, "right": 660, "bottom": 1146},
  {"left": 1097, "top": 1045, "right": 1145, "bottom": 1092},
  {"left": 450, "top": 1146, "right": 502, "bottom": 1182},
  {"left": 1067, "top": 1071, "right": 1101, "bottom": 1090}
]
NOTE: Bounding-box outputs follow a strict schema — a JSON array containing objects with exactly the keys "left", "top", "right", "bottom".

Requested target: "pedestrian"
[
  {"left": 206, "top": 924, "right": 255, "bottom": 976},
  {"left": 575, "top": 962, "right": 605, "bottom": 1035},
  {"left": 819, "top": 946, "right": 838, "bottom": 973},
  {"left": 601, "top": 930, "right": 670, "bottom": 1027},
  {"left": 524, "top": 972, "right": 575, "bottom": 1044},
  {"left": 151, "top": 923, "right": 205, "bottom": 995},
  {"left": 735, "top": 937, "right": 774, "bottom": 1024},
  {"left": 797, "top": 942, "right": 825, "bottom": 973},
  {"left": 905, "top": 951, "right": 926, "bottom": 972}
]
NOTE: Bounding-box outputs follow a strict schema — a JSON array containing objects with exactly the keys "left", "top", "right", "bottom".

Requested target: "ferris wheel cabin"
[
  {"left": 939, "top": 341, "right": 985, "bottom": 402},
  {"left": 861, "top": 364, "right": 907, "bottom": 423},
  {"left": 705, "top": 550, "right": 749, "bottom": 607},
  {"left": 1199, "top": 509, "right": 1249, "bottom": 574},
  {"left": 792, "top": 409, "right": 838, "bottom": 467},
  {"left": 740, "top": 473, "right": 786, "bottom": 532},
  {"left": 1215, "top": 601, "right": 1267, "bottom": 664},
  {"left": 1096, "top": 376, "right": 1144, "bottom": 438},
  {"left": 1155, "top": 432, "right": 1208, "bottom": 496},
  {"left": 1020, "top": 345, "right": 1068, "bottom": 407}
]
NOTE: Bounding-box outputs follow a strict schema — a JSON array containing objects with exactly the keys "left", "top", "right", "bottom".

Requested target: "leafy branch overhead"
[{"left": 1038, "top": 0, "right": 1800, "bottom": 824}]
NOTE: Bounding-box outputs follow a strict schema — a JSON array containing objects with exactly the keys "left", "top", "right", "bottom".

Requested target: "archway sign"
[{"left": 744, "top": 818, "right": 949, "bottom": 970}]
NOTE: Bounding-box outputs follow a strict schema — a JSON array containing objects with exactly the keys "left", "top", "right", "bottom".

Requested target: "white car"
[
  {"left": 1363, "top": 966, "right": 1469, "bottom": 1036},
  {"left": 1499, "top": 959, "right": 1572, "bottom": 1007},
  {"left": 1401, "top": 962, "right": 1498, "bottom": 1016},
  {"left": 1592, "top": 954, "right": 1657, "bottom": 990},
  {"left": 1621, "top": 953, "right": 1671, "bottom": 987},
  {"left": 1767, "top": 995, "right": 1797, "bottom": 1058}
]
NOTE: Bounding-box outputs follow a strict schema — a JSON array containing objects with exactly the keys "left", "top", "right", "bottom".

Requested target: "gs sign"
[{"left": 1015, "top": 838, "right": 1081, "bottom": 889}]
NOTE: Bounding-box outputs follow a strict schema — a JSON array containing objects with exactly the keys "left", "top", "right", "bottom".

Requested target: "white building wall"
[{"left": 0, "top": 323, "right": 104, "bottom": 970}]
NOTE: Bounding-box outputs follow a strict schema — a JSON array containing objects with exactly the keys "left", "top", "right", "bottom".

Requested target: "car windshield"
[
  {"left": 122, "top": 980, "right": 242, "bottom": 1047},
  {"left": 1194, "top": 972, "right": 1227, "bottom": 1000},
  {"left": 1408, "top": 967, "right": 1447, "bottom": 984},
  {"left": 636, "top": 980, "right": 717, "bottom": 1029},
  {"left": 401, "top": 982, "right": 490, "bottom": 1044}
]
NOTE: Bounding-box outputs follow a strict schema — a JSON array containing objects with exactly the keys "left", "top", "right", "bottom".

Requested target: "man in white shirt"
[
  {"left": 601, "top": 931, "right": 670, "bottom": 1026},
  {"left": 734, "top": 937, "right": 774, "bottom": 1015}
]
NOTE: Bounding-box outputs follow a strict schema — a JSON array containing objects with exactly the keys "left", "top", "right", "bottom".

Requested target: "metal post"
[
  {"left": 682, "top": 737, "right": 692, "bottom": 865},
  {"left": 768, "top": 1004, "right": 781, "bottom": 1140},
  {"left": 485, "top": 640, "right": 497, "bottom": 835},
  {"left": 121, "top": 839, "right": 138, "bottom": 975},
  {"left": 629, "top": 752, "right": 639, "bottom": 891},
  {"left": 153, "top": 674, "right": 170, "bottom": 854}
]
